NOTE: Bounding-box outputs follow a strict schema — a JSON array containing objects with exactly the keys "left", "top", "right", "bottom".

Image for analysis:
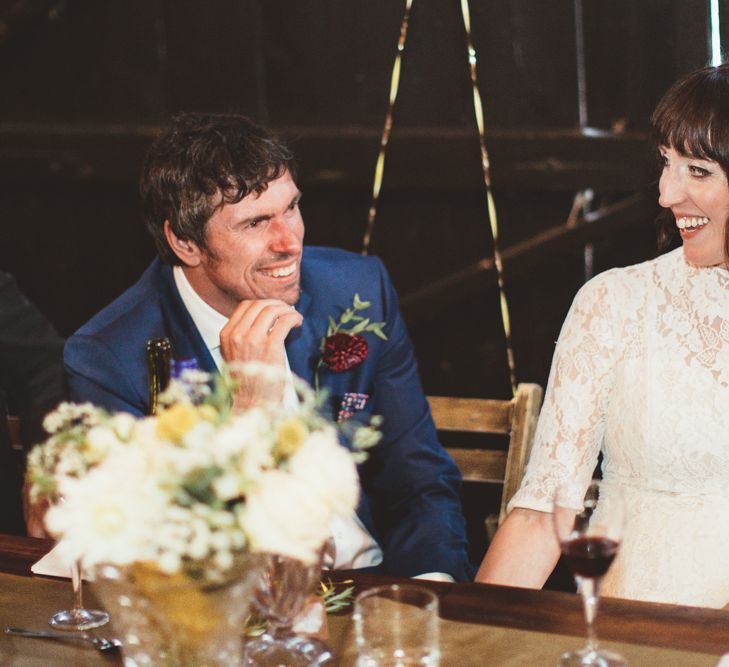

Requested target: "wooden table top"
[{"left": 0, "top": 534, "right": 727, "bottom": 665}]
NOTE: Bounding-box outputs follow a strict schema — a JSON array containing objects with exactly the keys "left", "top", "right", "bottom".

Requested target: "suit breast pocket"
[{"left": 337, "top": 392, "right": 371, "bottom": 422}]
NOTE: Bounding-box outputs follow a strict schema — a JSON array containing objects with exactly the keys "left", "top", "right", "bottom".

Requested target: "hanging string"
[
  {"left": 460, "top": 0, "right": 517, "bottom": 395},
  {"left": 361, "top": 0, "right": 414, "bottom": 256}
]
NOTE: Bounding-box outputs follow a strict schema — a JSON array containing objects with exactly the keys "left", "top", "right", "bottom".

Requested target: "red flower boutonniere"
[{"left": 315, "top": 293, "right": 387, "bottom": 391}]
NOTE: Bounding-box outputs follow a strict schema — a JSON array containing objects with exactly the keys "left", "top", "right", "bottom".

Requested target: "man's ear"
[{"left": 163, "top": 220, "right": 203, "bottom": 267}]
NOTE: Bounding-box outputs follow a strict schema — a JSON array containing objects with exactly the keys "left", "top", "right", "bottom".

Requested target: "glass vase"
[
  {"left": 91, "top": 552, "right": 262, "bottom": 667},
  {"left": 242, "top": 553, "right": 333, "bottom": 666}
]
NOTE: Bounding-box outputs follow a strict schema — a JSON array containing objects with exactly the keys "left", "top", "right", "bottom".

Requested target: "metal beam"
[
  {"left": 0, "top": 122, "right": 655, "bottom": 191},
  {"left": 401, "top": 191, "right": 658, "bottom": 323}
]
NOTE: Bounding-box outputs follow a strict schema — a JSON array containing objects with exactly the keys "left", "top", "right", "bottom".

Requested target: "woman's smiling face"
[{"left": 658, "top": 145, "right": 729, "bottom": 266}]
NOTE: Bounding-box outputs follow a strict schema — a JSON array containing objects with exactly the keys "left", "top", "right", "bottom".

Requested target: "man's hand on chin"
[{"left": 220, "top": 298, "right": 303, "bottom": 410}]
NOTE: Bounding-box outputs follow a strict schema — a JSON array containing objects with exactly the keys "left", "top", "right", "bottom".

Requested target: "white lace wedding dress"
[{"left": 510, "top": 247, "right": 729, "bottom": 608}]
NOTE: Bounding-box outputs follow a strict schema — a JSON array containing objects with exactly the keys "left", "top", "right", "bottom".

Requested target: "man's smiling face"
[{"left": 180, "top": 170, "right": 304, "bottom": 316}]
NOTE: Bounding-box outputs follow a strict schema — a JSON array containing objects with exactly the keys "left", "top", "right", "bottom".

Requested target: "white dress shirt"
[{"left": 172, "top": 266, "right": 384, "bottom": 570}]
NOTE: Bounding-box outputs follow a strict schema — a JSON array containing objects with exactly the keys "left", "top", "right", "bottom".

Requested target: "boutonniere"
[{"left": 315, "top": 293, "right": 387, "bottom": 391}]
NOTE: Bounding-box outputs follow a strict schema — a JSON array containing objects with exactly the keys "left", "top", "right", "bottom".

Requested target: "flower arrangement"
[
  {"left": 26, "top": 365, "right": 378, "bottom": 581},
  {"left": 316, "top": 294, "right": 387, "bottom": 387}
]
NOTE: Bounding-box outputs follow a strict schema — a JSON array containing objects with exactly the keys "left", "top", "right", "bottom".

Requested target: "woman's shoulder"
[
  {"left": 566, "top": 250, "right": 682, "bottom": 320},
  {"left": 579, "top": 248, "right": 681, "bottom": 297}
]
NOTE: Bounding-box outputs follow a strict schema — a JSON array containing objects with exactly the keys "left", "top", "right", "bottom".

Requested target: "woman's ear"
[{"left": 163, "top": 220, "right": 203, "bottom": 267}]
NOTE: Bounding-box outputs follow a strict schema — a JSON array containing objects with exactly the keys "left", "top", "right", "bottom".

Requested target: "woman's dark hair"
[
  {"left": 651, "top": 63, "right": 729, "bottom": 256},
  {"left": 140, "top": 112, "right": 295, "bottom": 264}
]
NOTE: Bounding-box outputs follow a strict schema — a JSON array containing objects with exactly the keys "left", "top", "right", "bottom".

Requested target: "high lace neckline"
[{"left": 680, "top": 248, "right": 729, "bottom": 275}]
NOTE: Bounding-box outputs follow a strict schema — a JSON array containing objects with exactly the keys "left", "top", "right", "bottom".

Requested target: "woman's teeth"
[{"left": 676, "top": 216, "right": 709, "bottom": 230}]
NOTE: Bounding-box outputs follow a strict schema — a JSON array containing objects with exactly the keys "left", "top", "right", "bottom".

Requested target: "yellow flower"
[
  {"left": 275, "top": 418, "right": 308, "bottom": 459},
  {"left": 197, "top": 404, "right": 219, "bottom": 423},
  {"left": 156, "top": 403, "right": 200, "bottom": 443}
]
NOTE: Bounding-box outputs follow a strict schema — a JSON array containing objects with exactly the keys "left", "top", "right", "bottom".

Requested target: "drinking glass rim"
[{"left": 353, "top": 583, "right": 439, "bottom": 611}]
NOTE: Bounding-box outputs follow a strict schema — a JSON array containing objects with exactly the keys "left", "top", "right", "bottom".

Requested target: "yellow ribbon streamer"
[
  {"left": 361, "top": 0, "right": 413, "bottom": 256},
  {"left": 363, "top": 0, "right": 517, "bottom": 395},
  {"left": 460, "top": 0, "right": 517, "bottom": 395}
]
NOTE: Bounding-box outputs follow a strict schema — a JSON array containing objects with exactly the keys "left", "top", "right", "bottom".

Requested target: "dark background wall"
[
  {"left": 0, "top": 0, "right": 724, "bottom": 557},
  {"left": 0, "top": 0, "right": 719, "bottom": 397}
]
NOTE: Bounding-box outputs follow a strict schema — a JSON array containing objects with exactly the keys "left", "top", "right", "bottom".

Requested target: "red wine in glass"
[
  {"left": 553, "top": 480, "right": 626, "bottom": 667},
  {"left": 562, "top": 536, "right": 619, "bottom": 578}
]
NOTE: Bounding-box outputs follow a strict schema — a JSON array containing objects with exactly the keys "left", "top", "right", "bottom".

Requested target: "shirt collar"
[{"left": 172, "top": 266, "right": 228, "bottom": 353}]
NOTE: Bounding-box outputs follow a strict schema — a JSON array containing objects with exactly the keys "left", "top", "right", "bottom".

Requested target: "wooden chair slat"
[
  {"left": 447, "top": 449, "right": 507, "bottom": 483},
  {"left": 427, "top": 396, "right": 512, "bottom": 433},
  {"left": 427, "top": 383, "right": 543, "bottom": 532}
]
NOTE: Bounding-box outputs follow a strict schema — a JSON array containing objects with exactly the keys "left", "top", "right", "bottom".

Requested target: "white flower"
[
  {"left": 46, "top": 451, "right": 168, "bottom": 569},
  {"left": 239, "top": 470, "right": 331, "bottom": 564},
  {"left": 42, "top": 411, "right": 64, "bottom": 435},
  {"left": 213, "top": 473, "right": 241, "bottom": 501},
  {"left": 181, "top": 419, "right": 217, "bottom": 452},
  {"left": 213, "top": 550, "right": 233, "bottom": 571},
  {"left": 188, "top": 518, "right": 212, "bottom": 560},
  {"left": 85, "top": 425, "right": 122, "bottom": 464},
  {"left": 54, "top": 449, "right": 86, "bottom": 478},
  {"left": 109, "top": 412, "right": 136, "bottom": 441},
  {"left": 214, "top": 412, "right": 275, "bottom": 480},
  {"left": 129, "top": 417, "right": 160, "bottom": 450},
  {"left": 158, "top": 551, "right": 182, "bottom": 575},
  {"left": 288, "top": 428, "right": 359, "bottom": 516},
  {"left": 42, "top": 402, "right": 102, "bottom": 434}
]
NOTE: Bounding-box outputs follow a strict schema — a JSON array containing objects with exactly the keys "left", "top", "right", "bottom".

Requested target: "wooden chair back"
[{"left": 427, "top": 383, "right": 543, "bottom": 527}]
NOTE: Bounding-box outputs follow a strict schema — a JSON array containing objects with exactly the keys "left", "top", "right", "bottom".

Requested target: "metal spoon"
[{"left": 5, "top": 626, "right": 122, "bottom": 652}]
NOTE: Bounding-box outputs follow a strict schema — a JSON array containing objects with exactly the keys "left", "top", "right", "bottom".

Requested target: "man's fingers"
[
  {"left": 221, "top": 301, "right": 293, "bottom": 341},
  {"left": 224, "top": 298, "right": 288, "bottom": 335},
  {"left": 265, "top": 310, "right": 303, "bottom": 342},
  {"left": 220, "top": 299, "right": 302, "bottom": 365}
]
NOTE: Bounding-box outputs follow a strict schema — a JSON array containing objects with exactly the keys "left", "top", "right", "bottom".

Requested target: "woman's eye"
[
  {"left": 658, "top": 153, "right": 669, "bottom": 168},
  {"left": 689, "top": 165, "right": 710, "bottom": 177}
]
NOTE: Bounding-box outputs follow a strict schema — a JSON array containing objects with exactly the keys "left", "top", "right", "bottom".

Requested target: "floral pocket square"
[{"left": 337, "top": 392, "right": 369, "bottom": 422}]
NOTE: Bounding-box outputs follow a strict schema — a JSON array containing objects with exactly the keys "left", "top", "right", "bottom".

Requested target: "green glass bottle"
[{"left": 145, "top": 337, "right": 172, "bottom": 415}]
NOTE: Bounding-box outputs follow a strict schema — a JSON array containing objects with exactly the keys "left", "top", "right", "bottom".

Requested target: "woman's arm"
[
  {"left": 475, "top": 274, "right": 623, "bottom": 587},
  {"left": 475, "top": 508, "right": 561, "bottom": 587}
]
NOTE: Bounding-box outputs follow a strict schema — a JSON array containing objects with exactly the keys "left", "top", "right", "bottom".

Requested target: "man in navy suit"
[{"left": 64, "top": 112, "right": 473, "bottom": 581}]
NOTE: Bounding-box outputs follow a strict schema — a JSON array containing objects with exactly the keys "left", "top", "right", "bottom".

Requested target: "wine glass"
[
  {"left": 552, "top": 479, "right": 625, "bottom": 667},
  {"left": 49, "top": 559, "right": 110, "bottom": 631}
]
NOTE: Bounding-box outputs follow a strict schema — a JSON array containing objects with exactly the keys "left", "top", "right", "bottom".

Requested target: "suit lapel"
[
  {"left": 286, "top": 289, "right": 320, "bottom": 383},
  {"left": 157, "top": 262, "right": 217, "bottom": 373}
]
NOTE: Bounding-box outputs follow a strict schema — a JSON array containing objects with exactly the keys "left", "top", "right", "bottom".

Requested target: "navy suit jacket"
[{"left": 64, "top": 246, "right": 473, "bottom": 581}]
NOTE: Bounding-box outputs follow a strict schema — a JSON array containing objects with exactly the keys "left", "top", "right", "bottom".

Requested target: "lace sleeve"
[{"left": 509, "top": 273, "right": 621, "bottom": 512}]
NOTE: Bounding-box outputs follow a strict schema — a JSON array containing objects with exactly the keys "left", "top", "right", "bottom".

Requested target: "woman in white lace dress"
[{"left": 475, "top": 63, "right": 729, "bottom": 608}]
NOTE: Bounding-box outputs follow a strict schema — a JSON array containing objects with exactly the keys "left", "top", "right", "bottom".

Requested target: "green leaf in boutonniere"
[{"left": 314, "top": 294, "right": 388, "bottom": 392}]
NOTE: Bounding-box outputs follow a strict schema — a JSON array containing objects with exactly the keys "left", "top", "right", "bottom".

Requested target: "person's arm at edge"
[{"left": 475, "top": 508, "right": 560, "bottom": 587}]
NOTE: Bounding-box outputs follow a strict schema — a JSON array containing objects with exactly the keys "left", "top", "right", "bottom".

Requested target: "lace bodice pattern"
[{"left": 510, "top": 247, "right": 729, "bottom": 607}]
